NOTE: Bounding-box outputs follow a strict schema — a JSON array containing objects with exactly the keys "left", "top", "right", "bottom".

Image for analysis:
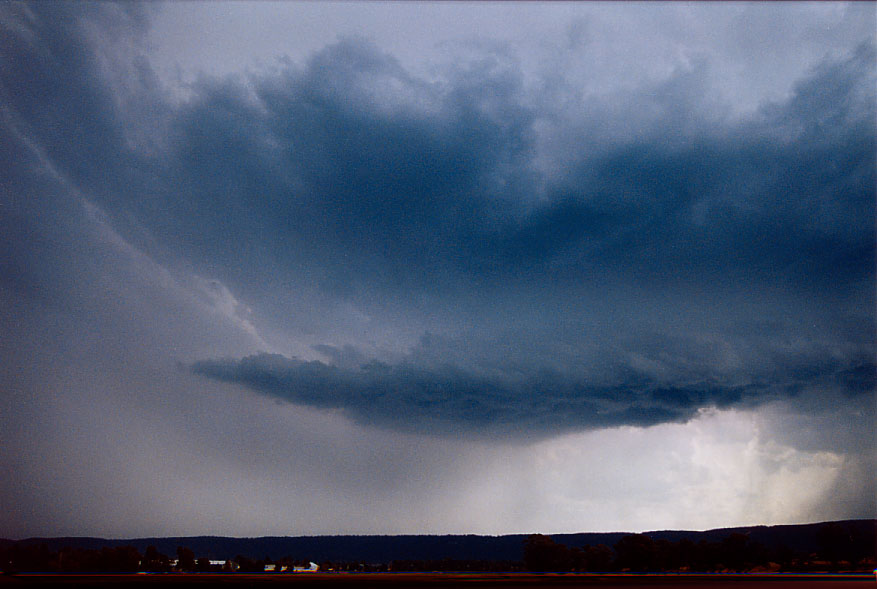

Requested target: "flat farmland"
[{"left": 1, "top": 573, "right": 873, "bottom": 588}]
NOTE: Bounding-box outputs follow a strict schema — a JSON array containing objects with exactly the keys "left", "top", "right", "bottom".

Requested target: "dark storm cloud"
[
  {"left": 191, "top": 348, "right": 874, "bottom": 437},
  {"left": 185, "top": 38, "right": 872, "bottom": 434},
  {"left": 191, "top": 351, "right": 703, "bottom": 436},
  {"left": 7, "top": 3, "right": 871, "bottom": 293},
  {"left": 147, "top": 36, "right": 541, "bottom": 299},
  {"left": 2, "top": 3, "right": 874, "bottom": 437},
  {"left": 148, "top": 37, "right": 874, "bottom": 299}
]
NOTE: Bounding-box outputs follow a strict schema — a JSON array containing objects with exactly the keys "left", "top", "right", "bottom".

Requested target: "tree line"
[
  {"left": 523, "top": 522, "right": 875, "bottom": 573},
  {"left": 2, "top": 522, "right": 873, "bottom": 573}
]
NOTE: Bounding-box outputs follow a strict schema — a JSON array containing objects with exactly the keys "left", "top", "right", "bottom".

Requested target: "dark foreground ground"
[{"left": 0, "top": 573, "right": 873, "bottom": 588}]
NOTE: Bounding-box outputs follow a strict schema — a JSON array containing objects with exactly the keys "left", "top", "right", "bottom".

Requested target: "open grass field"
[{"left": 1, "top": 573, "right": 873, "bottom": 588}]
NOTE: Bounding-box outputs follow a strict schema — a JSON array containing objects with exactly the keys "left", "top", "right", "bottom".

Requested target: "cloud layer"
[
  {"left": 2, "top": 3, "right": 874, "bottom": 438},
  {"left": 192, "top": 348, "right": 874, "bottom": 439},
  {"left": 0, "top": 2, "right": 874, "bottom": 536}
]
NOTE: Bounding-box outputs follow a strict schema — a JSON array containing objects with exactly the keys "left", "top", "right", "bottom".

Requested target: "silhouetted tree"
[
  {"left": 720, "top": 533, "right": 750, "bottom": 571},
  {"left": 614, "top": 534, "right": 656, "bottom": 571},
  {"left": 817, "top": 522, "right": 852, "bottom": 568},
  {"left": 523, "top": 534, "right": 571, "bottom": 571},
  {"left": 654, "top": 539, "right": 678, "bottom": 571},
  {"left": 176, "top": 546, "right": 195, "bottom": 571},
  {"left": 585, "top": 544, "right": 614, "bottom": 571},
  {"left": 3, "top": 543, "right": 52, "bottom": 573},
  {"left": 141, "top": 545, "right": 170, "bottom": 572},
  {"left": 234, "top": 555, "right": 259, "bottom": 572}
]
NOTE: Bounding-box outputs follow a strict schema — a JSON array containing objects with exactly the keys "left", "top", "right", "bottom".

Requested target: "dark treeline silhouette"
[
  {"left": 2, "top": 520, "right": 873, "bottom": 573},
  {"left": 1, "top": 544, "right": 143, "bottom": 574},
  {"left": 522, "top": 521, "right": 876, "bottom": 573}
]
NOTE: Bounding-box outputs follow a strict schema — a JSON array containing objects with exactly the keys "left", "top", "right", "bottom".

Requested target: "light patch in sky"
[
  {"left": 2, "top": 384, "right": 850, "bottom": 538},
  {"left": 148, "top": 2, "right": 875, "bottom": 115},
  {"left": 481, "top": 408, "right": 849, "bottom": 534}
]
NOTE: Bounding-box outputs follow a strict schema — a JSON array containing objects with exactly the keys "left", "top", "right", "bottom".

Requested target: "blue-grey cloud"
[
  {"left": 2, "top": 2, "right": 874, "bottom": 439},
  {"left": 191, "top": 348, "right": 874, "bottom": 438},
  {"left": 162, "top": 38, "right": 874, "bottom": 297},
  {"left": 180, "top": 37, "right": 873, "bottom": 435}
]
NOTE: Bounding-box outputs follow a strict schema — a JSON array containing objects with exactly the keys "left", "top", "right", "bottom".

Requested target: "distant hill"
[
  {"left": 2, "top": 519, "right": 873, "bottom": 563},
  {"left": 554, "top": 519, "right": 876, "bottom": 555}
]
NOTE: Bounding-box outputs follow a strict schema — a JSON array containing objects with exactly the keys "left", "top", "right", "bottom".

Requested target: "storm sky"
[{"left": 1, "top": 1, "right": 874, "bottom": 539}]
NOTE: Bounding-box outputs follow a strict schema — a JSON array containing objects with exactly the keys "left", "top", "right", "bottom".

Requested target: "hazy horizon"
[{"left": 1, "top": 1, "right": 874, "bottom": 539}]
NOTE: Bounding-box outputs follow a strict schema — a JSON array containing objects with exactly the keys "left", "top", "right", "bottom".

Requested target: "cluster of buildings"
[
  {"left": 163, "top": 559, "right": 319, "bottom": 573},
  {"left": 264, "top": 562, "right": 320, "bottom": 572}
]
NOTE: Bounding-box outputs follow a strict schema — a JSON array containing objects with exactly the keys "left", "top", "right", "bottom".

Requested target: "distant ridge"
[{"left": 2, "top": 519, "right": 874, "bottom": 563}]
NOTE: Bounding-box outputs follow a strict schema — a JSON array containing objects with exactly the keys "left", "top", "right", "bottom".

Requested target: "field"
[{"left": 1, "top": 573, "right": 873, "bottom": 588}]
